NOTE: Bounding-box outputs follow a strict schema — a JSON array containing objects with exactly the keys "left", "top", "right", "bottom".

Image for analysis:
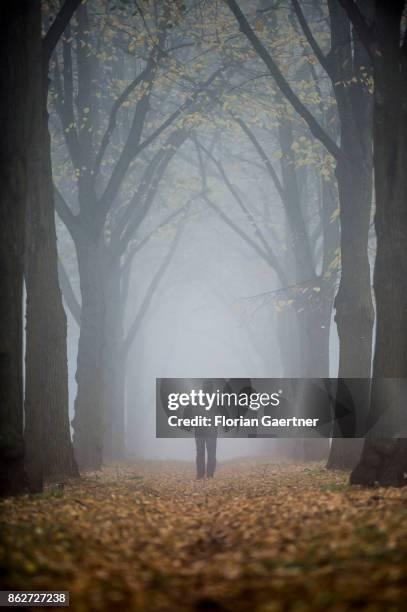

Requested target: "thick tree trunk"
[
  {"left": 334, "top": 157, "right": 373, "bottom": 380},
  {"left": 350, "top": 1, "right": 407, "bottom": 486},
  {"left": 327, "top": 1, "right": 374, "bottom": 470},
  {"left": 102, "top": 350, "right": 126, "bottom": 464},
  {"left": 102, "top": 269, "right": 126, "bottom": 464},
  {"left": 71, "top": 241, "right": 105, "bottom": 471},
  {"left": 25, "top": 77, "right": 78, "bottom": 486},
  {"left": 327, "top": 154, "right": 374, "bottom": 470},
  {"left": 0, "top": 2, "right": 38, "bottom": 496}
]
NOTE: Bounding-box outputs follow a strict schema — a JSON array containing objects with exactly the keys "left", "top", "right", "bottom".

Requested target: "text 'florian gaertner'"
[{"left": 168, "top": 415, "right": 320, "bottom": 428}]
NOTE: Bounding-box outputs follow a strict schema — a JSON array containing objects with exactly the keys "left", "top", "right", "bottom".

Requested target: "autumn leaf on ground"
[{"left": 1, "top": 460, "right": 406, "bottom": 611}]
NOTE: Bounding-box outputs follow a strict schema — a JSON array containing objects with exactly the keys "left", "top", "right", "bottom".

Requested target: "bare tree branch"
[
  {"left": 110, "top": 149, "right": 169, "bottom": 246},
  {"left": 226, "top": 0, "right": 343, "bottom": 162},
  {"left": 111, "top": 130, "right": 188, "bottom": 263},
  {"left": 196, "top": 140, "right": 278, "bottom": 265},
  {"left": 92, "top": 63, "right": 151, "bottom": 177},
  {"left": 235, "top": 117, "right": 285, "bottom": 201},
  {"left": 52, "top": 32, "right": 81, "bottom": 170},
  {"left": 291, "top": 0, "right": 333, "bottom": 77},
  {"left": 204, "top": 194, "right": 287, "bottom": 284},
  {"left": 42, "top": 0, "right": 82, "bottom": 66},
  {"left": 122, "top": 201, "right": 192, "bottom": 273},
  {"left": 94, "top": 79, "right": 155, "bottom": 233},
  {"left": 96, "top": 68, "right": 223, "bottom": 235},
  {"left": 194, "top": 133, "right": 286, "bottom": 281},
  {"left": 123, "top": 212, "right": 187, "bottom": 355},
  {"left": 54, "top": 186, "right": 78, "bottom": 238}
]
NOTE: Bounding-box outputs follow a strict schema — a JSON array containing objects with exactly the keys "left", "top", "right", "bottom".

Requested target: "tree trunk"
[
  {"left": 327, "top": 153, "right": 374, "bottom": 470},
  {"left": 102, "top": 350, "right": 127, "bottom": 464},
  {"left": 25, "top": 71, "right": 78, "bottom": 486},
  {"left": 350, "top": 1, "right": 407, "bottom": 486},
  {"left": 102, "top": 268, "right": 126, "bottom": 464},
  {"left": 71, "top": 241, "right": 105, "bottom": 471},
  {"left": 0, "top": 1, "right": 39, "bottom": 496},
  {"left": 328, "top": 167, "right": 373, "bottom": 469},
  {"left": 334, "top": 156, "right": 373, "bottom": 379},
  {"left": 327, "top": 1, "right": 374, "bottom": 470}
]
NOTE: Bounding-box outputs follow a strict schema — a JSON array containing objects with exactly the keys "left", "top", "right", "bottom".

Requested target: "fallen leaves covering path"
[{"left": 1, "top": 459, "right": 407, "bottom": 611}]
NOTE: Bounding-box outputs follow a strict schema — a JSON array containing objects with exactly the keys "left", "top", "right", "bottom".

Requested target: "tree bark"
[
  {"left": 326, "top": 0, "right": 374, "bottom": 470},
  {"left": 71, "top": 240, "right": 105, "bottom": 471},
  {"left": 102, "top": 267, "right": 126, "bottom": 464},
  {"left": 349, "top": 0, "right": 407, "bottom": 486},
  {"left": 327, "top": 151, "right": 374, "bottom": 469},
  {"left": 0, "top": 1, "right": 34, "bottom": 496},
  {"left": 25, "top": 73, "right": 78, "bottom": 486}
]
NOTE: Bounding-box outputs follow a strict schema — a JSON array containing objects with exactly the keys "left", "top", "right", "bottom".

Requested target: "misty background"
[{"left": 49, "top": 0, "right": 353, "bottom": 464}]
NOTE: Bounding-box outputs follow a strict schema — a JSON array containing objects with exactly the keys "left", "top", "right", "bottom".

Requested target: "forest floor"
[{"left": 1, "top": 459, "right": 407, "bottom": 612}]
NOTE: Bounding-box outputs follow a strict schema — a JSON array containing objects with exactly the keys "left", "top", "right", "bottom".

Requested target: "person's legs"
[
  {"left": 195, "top": 437, "right": 205, "bottom": 479},
  {"left": 206, "top": 437, "right": 217, "bottom": 478}
]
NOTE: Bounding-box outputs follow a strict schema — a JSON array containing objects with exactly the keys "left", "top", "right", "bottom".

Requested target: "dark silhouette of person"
[
  {"left": 159, "top": 378, "right": 229, "bottom": 479},
  {"left": 194, "top": 380, "right": 218, "bottom": 479},
  {"left": 195, "top": 433, "right": 217, "bottom": 480},
  {"left": 190, "top": 379, "right": 230, "bottom": 480}
]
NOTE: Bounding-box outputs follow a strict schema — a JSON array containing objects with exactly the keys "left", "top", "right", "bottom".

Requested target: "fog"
[
  {"left": 125, "top": 194, "right": 282, "bottom": 460},
  {"left": 48, "top": 0, "right": 356, "bottom": 469},
  {"left": 63, "top": 127, "right": 340, "bottom": 461}
]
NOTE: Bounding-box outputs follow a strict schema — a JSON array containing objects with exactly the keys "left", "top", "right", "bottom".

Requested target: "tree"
[
  {"left": 339, "top": 0, "right": 407, "bottom": 486},
  {"left": 226, "top": 0, "right": 374, "bottom": 470},
  {"left": 24, "top": 0, "right": 81, "bottom": 491},
  {"left": 0, "top": 1, "right": 39, "bottom": 496},
  {"left": 52, "top": 1, "right": 225, "bottom": 468}
]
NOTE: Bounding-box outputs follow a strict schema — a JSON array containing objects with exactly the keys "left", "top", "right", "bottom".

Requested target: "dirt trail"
[{"left": 1, "top": 459, "right": 406, "bottom": 611}]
